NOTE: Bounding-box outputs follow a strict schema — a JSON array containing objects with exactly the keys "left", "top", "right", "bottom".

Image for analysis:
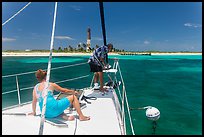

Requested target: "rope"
[
  {"left": 38, "top": 2, "right": 58, "bottom": 135},
  {"left": 2, "top": 2, "right": 31, "bottom": 26},
  {"left": 73, "top": 116, "right": 78, "bottom": 135},
  {"left": 2, "top": 62, "right": 87, "bottom": 78}
]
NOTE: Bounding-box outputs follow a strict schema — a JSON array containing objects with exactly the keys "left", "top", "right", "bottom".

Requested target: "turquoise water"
[{"left": 2, "top": 55, "right": 202, "bottom": 135}]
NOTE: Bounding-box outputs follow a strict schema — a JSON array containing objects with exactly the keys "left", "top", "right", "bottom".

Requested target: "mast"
[
  {"left": 99, "top": 2, "right": 107, "bottom": 47},
  {"left": 99, "top": 2, "right": 108, "bottom": 63}
]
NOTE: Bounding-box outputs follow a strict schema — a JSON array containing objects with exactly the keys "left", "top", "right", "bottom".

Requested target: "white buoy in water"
[{"left": 144, "top": 106, "right": 160, "bottom": 121}]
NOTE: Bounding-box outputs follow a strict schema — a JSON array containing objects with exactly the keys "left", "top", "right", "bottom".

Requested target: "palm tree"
[
  {"left": 68, "top": 45, "right": 73, "bottom": 51},
  {"left": 58, "top": 46, "right": 62, "bottom": 52},
  {"left": 77, "top": 44, "right": 81, "bottom": 50}
]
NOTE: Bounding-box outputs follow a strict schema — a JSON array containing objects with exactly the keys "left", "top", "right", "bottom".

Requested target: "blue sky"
[{"left": 2, "top": 2, "right": 202, "bottom": 52}]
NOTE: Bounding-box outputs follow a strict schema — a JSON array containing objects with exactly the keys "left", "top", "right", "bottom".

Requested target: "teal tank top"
[{"left": 35, "top": 83, "right": 70, "bottom": 118}]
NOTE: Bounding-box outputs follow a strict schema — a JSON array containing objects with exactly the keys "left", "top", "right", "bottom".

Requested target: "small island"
[{"left": 2, "top": 49, "right": 202, "bottom": 57}]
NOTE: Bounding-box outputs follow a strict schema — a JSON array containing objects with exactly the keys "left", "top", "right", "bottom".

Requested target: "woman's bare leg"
[{"left": 67, "top": 95, "right": 90, "bottom": 121}]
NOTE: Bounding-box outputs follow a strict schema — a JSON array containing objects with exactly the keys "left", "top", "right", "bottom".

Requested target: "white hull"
[{"left": 2, "top": 87, "right": 125, "bottom": 135}]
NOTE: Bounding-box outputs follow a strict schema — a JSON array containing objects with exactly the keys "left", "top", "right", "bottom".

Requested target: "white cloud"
[
  {"left": 2, "top": 37, "right": 16, "bottom": 42},
  {"left": 55, "top": 36, "right": 75, "bottom": 40},
  {"left": 184, "top": 23, "right": 192, "bottom": 27},
  {"left": 144, "top": 40, "right": 150, "bottom": 45},
  {"left": 184, "top": 23, "right": 202, "bottom": 28},
  {"left": 70, "top": 5, "right": 81, "bottom": 11}
]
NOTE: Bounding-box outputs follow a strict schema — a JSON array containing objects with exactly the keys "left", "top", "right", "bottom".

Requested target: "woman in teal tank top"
[{"left": 29, "top": 69, "right": 90, "bottom": 121}]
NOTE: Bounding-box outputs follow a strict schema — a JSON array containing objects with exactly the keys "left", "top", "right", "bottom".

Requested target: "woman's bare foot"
[
  {"left": 79, "top": 116, "right": 90, "bottom": 121},
  {"left": 67, "top": 115, "right": 75, "bottom": 121},
  {"left": 61, "top": 113, "right": 75, "bottom": 121}
]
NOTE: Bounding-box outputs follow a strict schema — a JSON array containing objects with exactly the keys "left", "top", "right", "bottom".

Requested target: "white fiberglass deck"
[{"left": 2, "top": 88, "right": 124, "bottom": 135}]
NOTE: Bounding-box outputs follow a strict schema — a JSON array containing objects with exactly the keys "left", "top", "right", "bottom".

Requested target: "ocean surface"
[{"left": 2, "top": 55, "right": 202, "bottom": 135}]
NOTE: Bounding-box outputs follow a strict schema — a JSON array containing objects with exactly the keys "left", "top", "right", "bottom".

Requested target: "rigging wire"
[
  {"left": 2, "top": 2, "right": 31, "bottom": 26},
  {"left": 38, "top": 2, "right": 58, "bottom": 135}
]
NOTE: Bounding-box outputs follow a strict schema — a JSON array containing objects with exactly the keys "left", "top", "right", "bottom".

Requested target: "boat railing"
[
  {"left": 2, "top": 58, "right": 135, "bottom": 135},
  {"left": 2, "top": 62, "right": 90, "bottom": 110},
  {"left": 89, "top": 58, "right": 135, "bottom": 135},
  {"left": 112, "top": 58, "right": 135, "bottom": 135}
]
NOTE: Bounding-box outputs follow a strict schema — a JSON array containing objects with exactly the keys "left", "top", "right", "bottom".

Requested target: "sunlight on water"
[
  {"left": 108, "top": 55, "right": 202, "bottom": 61},
  {"left": 176, "top": 67, "right": 202, "bottom": 72}
]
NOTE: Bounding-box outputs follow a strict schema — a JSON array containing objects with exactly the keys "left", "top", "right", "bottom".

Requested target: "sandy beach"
[
  {"left": 1, "top": 52, "right": 120, "bottom": 57},
  {"left": 2, "top": 52, "right": 93, "bottom": 57},
  {"left": 2, "top": 52, "right": 202, "bottom": 56}
]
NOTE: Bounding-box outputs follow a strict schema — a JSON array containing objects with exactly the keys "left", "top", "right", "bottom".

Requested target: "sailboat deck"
[{"left": 2, "top": 88, "right": 123, "bottom": 135}]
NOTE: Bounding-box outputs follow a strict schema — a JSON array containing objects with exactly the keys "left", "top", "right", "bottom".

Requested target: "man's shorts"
[{"left": 88, "top": 62, "right": 103, "bottom": 72}]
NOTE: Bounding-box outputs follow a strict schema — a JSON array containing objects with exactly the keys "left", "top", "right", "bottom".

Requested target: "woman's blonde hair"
[{"left": 35, "top": 69, "right": 47, "bottom": 82}]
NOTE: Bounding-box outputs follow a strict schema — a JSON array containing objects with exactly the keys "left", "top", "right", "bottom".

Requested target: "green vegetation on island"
[{"left": 2, "top": 44, "right": 201, "bottom": 55}]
